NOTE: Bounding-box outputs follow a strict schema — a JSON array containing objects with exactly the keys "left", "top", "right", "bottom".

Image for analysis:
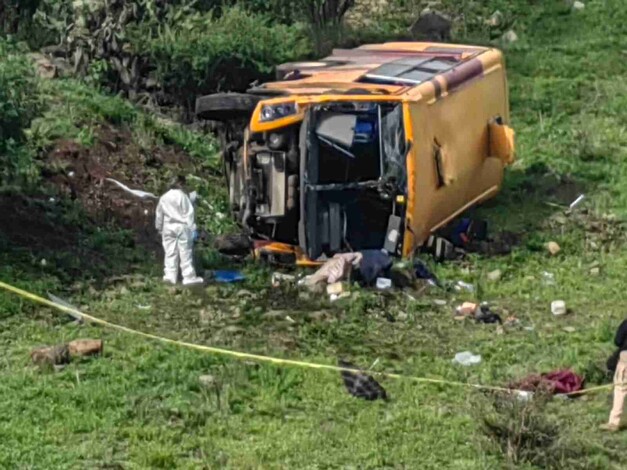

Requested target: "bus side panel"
[{"left": 408, "top": 51, "right": 509, "bottom": 249}]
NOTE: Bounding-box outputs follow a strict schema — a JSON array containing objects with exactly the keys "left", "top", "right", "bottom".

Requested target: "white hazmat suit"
[{"left": 155, "top": 189, "right": 203, "bottom": 285}]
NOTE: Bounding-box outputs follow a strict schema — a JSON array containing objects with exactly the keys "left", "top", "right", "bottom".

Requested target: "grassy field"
[{"left": 2, "top": 1, "right": 627, "bottom": 468}]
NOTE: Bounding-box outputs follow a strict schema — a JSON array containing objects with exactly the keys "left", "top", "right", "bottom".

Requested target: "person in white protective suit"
[{"left": 155, "top": 176, "right": 203, "bottom": 285}]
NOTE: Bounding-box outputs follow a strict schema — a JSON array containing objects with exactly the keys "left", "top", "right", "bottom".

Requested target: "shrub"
[
  {"left": 0, "top": 39, "right": 42, "bottom": 186},
  {"left": 131, "top": 6, "right": 312, "bottom": 109},
  {"left": 475, "top": 391, "right": 594, "bottom": 469},
  {"left": 0, "top": 40, "right": 41, "bottom": 148}
]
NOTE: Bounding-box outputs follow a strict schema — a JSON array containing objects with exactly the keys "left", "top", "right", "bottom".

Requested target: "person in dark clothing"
[{"left": 607, "top": 320, "right": 627, "bottom": 373}]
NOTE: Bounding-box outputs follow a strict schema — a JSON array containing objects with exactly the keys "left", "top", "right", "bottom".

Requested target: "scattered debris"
[
  {"left": 338, "top": 360, "right": 388, "bottom": 401},
  {"left": 67, "top": 339, "right": 103, "bottom": 357},
  {"left": 502, "top": 30, "right": 519, "bottom": 43},
  {"left": 212, "top": 270, "right": 246, "bottom": 283},
  {"left": 47, "top": 293, "right": 84, "bottom": 323},
  {"left": 105, "top": 177, "right": 158, "bottom": 200},
  {"left": 487, "top": 269, "right": 502, "bottom": 282},
  {"left": 474, "top": 304, "right": 503, "bottom": 325},
  {"left": 326, "top": 282, "right": 346, "bottom": 296},
  {"left": 515, "top": 390, "right": 534, "bottom": 402},
  {"left": 551, "top": 300, "right": 567, "bottom": 316},
  {"left": 271, "top": 272, "right": 296, "bottom": 287},
  {"left": 569, "top": 194, "right": 585, "bottom": 210},
  {"left": 509, "top": 370, "right": 584, "bottom": 395},
  {"left": 376, "top": 277, "right": 392, "bottom": 290},
  {"left": 330, "top": 292, "right": 351, "bottom": 302},
  {"left": 31, "top": 344, "right": 70, "bottom": 367},
  {"left": 31, "top": 339, "right": 103, "bottom": 367},
  {"left": 453, "top": 351, "right": 482, "bottom": 366},
  {"left": 454, "top": 281, "right": 475, "bottom": 293},
  {"left": 546, "top": 241, "right": 561, "bottom": 256},
  {"left": 455, "top": 302, "right": 503, "bottom": 324},
  {"left": 590, "top": 267, "right": 600, "bottom": 276},
  {"left": 359, "top": 250, "right": 392, "bottom": 284},
  {"left": 455, "top": 301, "right": 478, "bottom": 318},
  {"left": 541, "top": 271, "right": 556, "bottom": 286},
  {"left": 414, "top": 259, "right": 439, "bottom": 286}
]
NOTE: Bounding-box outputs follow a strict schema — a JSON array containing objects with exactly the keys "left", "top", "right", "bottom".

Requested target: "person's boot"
[
  {"left": 599, "top": 423, "right": 621, "bottom": 432},
  {"left": 163, "top": 276, "right": 177, "bottom": 285},
  {"left": 183, "top": 276, "right": 204, "bottom": 286}
]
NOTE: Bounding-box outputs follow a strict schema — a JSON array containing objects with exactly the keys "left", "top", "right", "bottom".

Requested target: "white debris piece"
[
  {"left": 453, "top": 351, "right": 482, "bottom": 366},
  {"left": 573, "top": 1, "right": 585, "bottom": 10},
  {"left": 569, "top": 194, "right": 585, "bottom": 210},
  {"left": 106, "top": 178, "right": 158, "bottom": 200},
  {"left": 551, "top": 300, "right": 567, "bottom": 316}
]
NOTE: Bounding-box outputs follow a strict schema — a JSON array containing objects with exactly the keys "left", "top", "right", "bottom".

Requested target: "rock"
[
  {"left": 199, "top": 375, "right": 217, "bottom": 388},
  {"left": 573, "top": 1, "right": 585, "bottom": 10},
  {"left": 546, "top": 241, "right": 561, "bottom": 256},
  {"left": 486, "top": 10, "right": 503, "bottom": 27},
  {"left": 487, "top": 269, "right": 502, "bottom": 282},
  {"left": 28, "top": 53, "right": 57, "bottom": 79},
  {"left": 410, "top": 11, "right": 452, "bottom": 42},
  {"left": 502, "top": 30, "right": 519, "bottom": 43}
]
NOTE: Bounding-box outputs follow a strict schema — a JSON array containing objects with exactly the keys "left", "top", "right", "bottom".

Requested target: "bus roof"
[{"left": 256, "top": 42, "right": 489, "bottom": 96}]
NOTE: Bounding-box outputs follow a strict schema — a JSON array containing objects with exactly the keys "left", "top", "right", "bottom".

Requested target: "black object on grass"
[{"left": 338, "top": 360, "right": 388, "bottom": 401}]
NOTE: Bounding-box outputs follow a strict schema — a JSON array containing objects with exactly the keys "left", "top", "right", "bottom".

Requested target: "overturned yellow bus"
[{"left": 196, "top": 42, "right": 515, "bottom": 265}]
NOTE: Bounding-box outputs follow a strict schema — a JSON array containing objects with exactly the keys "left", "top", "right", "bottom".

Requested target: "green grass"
[{"left": 2, "top": 1, "right": 627, "bottom": 468}]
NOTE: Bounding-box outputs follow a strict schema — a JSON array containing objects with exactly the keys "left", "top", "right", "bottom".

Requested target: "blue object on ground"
[
  {"left": 359, "top": 249, "right": 392, "bottom": 284},
  {"left": 213, "top": 270, "right": 246, "bottom": 283},
  {"left": 414, "top": 259, "right": 440, "bottom": 287}
]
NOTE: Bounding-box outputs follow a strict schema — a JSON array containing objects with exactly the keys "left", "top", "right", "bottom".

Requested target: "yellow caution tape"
[{"left": 0, "top": 280, "right": 613, "bottom": 397}]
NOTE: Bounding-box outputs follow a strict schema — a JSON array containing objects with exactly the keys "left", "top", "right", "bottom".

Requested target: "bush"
[
  {"left": 131, "top": 6, "right": 312, "bottom": 109},
  {"left": 0, "top": 40, "right": 41, "bottom": 148},
  {"left": 0, "top": 39, "right": 42, "bottom": 186},
  {"left": 475, "top": 391, "right": 595, "bottom": 469}
]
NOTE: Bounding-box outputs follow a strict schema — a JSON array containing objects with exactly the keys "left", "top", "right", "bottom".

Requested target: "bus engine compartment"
[{"left": 231, "top": 101, "right": 409, "bottom": 261}]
